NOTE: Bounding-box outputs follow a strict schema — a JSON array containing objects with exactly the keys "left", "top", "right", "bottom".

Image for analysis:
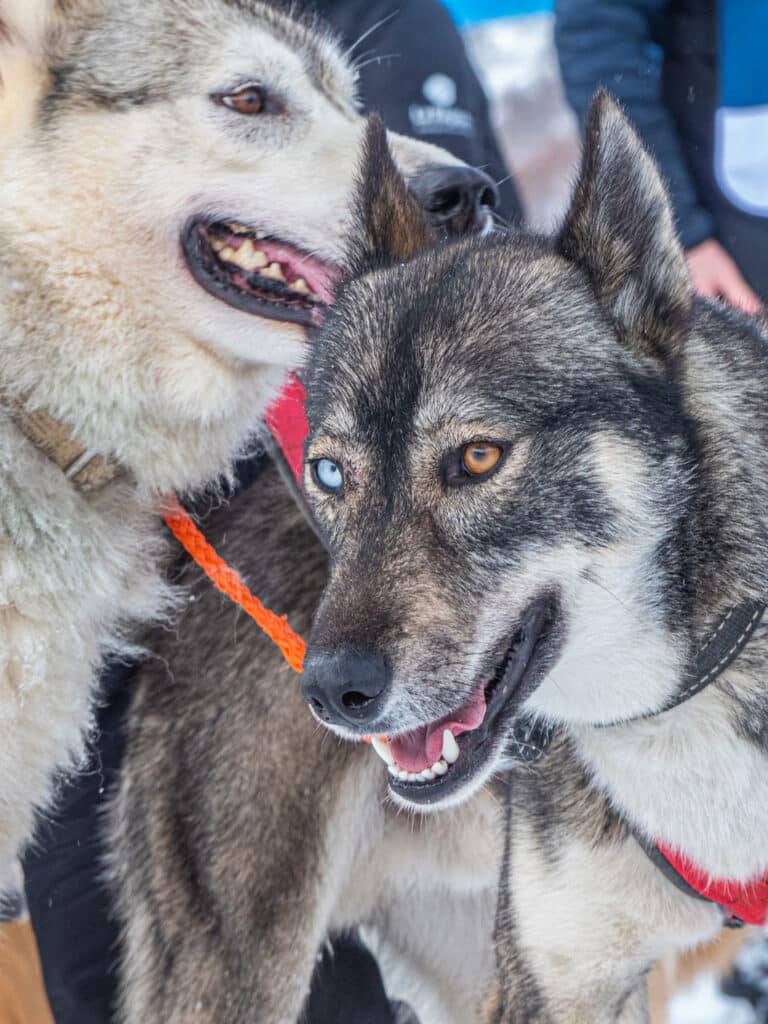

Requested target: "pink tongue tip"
[{"left": 388, "top": 684, "right": 487, "bottom": 773}]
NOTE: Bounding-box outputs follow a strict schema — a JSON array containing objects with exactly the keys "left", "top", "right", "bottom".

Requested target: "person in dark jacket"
[
  {"left": 21, "top": 4, "right": 520, "bottom": 1023},
  {"left": 555, "top": 0, "right": 766, "bottom": 310}
]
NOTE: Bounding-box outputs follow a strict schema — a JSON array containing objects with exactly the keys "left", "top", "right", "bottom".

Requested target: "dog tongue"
[{"left": 389, "top": 684, "right": 487, "bottom": 773}]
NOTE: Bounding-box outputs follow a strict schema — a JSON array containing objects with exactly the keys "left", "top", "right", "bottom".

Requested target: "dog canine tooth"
[
  {"left": 372, "top": 735, "right": 394, "bottom": 765},
  {"left": 442, "top": 729, "right": 460, "bottom": 765},
  {"left": 292, "top": 278, "right": 310, "bottom": 294},
  {"left": 263, "top": 261, "right": 286, "bottom": 281}
]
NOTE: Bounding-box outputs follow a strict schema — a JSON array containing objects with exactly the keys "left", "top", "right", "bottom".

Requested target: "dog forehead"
[
  {"left": 45, "top": 0, "right": 354, "bottom": 113},
  {"left": 310, "top": 238, "right": 612, "bottom": 438}
]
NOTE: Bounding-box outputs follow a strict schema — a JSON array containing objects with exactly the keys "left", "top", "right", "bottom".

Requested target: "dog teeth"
[
  {"left": 216, "top": 239, "right": 271, "bottom": 273},
  {"left": 236, "top": 239, "right": 269, "bottom": 271},
  {"left": 442, "top": 729, "right": 460, "bottom": 765},
  {"left": 371, "top": 735, "right": 395, "bottom": 765},
  {"left": 375, "top": 740, "right": 452, "bottom": 784},
  {"left": 262, "top": 261, "right": 286, "bottom": 281},
  {"left": 292, "top": 277, "right": 310, "bottom": 294}
]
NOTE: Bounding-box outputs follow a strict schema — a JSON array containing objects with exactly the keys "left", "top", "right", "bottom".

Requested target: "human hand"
[{"left": 686, "top": 239, "right": 763, "bottom": 315}]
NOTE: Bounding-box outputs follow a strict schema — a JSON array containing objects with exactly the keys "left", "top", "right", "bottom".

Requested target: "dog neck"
[{"left": 11, "top": 402, "right": 122, "bottom": 492}]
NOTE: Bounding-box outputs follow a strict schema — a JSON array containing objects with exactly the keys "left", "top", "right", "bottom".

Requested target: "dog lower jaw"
[
  {"left": 376, "top": 594, "right": 561, "bottom": 810},
  {"left": 182, "top": 218, "right": 338, "bottom": 328}
]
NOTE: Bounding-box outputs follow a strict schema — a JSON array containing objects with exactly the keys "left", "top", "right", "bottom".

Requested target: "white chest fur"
[{"left": 575, "top": 670, "right": 768, "bottom": 881}]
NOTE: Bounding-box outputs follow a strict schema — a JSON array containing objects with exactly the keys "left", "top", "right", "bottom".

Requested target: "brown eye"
[
  {"left": 220, "top": 84, "right": 265, "bottom": 115},
  {"left": 462, "top": 442, "right": 503, "bottom": 477}
]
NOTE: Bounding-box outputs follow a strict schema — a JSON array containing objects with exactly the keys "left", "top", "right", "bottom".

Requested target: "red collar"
[
  {"left": 656, "top": 845, "right": 768, "bottom": 927},
  {"left": 263, "top": 374, "right": 308, "bottom": 487}
]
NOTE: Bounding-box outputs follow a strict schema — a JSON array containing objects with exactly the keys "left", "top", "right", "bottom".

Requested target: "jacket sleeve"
[{"left": 554, "top": 0, "right": 714, "bottom": 248}]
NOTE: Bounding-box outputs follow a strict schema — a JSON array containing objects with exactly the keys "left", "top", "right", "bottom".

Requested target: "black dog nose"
[
  {"left": 302, "top": 649, "right": 390, "bottom": 728},
  {"left": 411, "top": 164, "right": 498, "bottom": 236}
]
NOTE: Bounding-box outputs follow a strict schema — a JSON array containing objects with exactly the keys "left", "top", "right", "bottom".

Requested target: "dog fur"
[
  {"left": 0, "top": 0, "right": 469, "bottom": 881},
  {"left": 109, "top": 116, "right": 502, "bottom": 1024},
  {"left": 111, "top": 464, "right": 503, "bottom": 1024},
  {"left": 297, "top": 92, "right": 768, "bottom": 1021}
]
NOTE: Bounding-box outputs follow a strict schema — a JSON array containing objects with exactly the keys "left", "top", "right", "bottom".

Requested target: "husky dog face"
[
  {"left": 303, "top": 95, "right": 698, "bottom": 810},
  {"left": 0, "top": 0, "right": 478, "bottom": 491}
]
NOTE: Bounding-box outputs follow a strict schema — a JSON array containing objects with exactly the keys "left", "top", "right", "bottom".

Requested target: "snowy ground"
[{"left": 669, "top": 974, "right": 756, "bottom": 1024}]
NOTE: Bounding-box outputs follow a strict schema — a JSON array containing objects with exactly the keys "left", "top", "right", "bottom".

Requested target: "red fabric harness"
[
  {"left": 264, "top": 374, "right": 309, "bottom": 485},
  {"left": 265, "top": 375, "right": 767, "bottom": 928},
  {"left": 656, "top": 846, "right": 768, "bottom": 926}
]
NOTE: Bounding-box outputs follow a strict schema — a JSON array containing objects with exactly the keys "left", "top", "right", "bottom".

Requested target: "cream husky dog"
[{"left": 0, "top": 0, "right": 493, "bottom": 878}]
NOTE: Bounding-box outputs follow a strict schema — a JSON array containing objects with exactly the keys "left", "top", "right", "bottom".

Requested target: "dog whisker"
[
  {"left": 354, "top": 53, "right": 401, "bottom": 72},
  {"left": 342, "top": 11, "right": 400, "bottom": 61}
]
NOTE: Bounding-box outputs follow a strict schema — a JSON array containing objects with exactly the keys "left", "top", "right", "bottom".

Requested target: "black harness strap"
[
  {"left": 505, "top": 599, "right": 767, "bottom": 765},
  {"left": 666, "top": 599, "right": 766, "bottom": 713},
  {"left": 504, "top": 599, "right": 767, "bottom": 925},
  {"left": 630, "top": 828, "right": 746, "bottom": 927}
]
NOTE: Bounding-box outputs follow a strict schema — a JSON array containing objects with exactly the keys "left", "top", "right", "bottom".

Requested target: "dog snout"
[
  {"left": 411, "top": 165, "right": 498, "bottom": 235},
  {"left": 302, "top": 649, "right": 390, "bottom": 728}
]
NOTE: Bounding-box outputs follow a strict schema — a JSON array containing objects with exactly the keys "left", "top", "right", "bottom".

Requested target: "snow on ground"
[{"left": 669, "top": 974, "right": 756, "bottom": 1024}]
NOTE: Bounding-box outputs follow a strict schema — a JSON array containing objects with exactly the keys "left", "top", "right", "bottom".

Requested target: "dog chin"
[{"left": 194, "top": 308, "right": 307, "bottom": 368}]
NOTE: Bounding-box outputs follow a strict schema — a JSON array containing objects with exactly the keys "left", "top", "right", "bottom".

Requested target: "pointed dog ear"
[
  {"left": 558, "top": 91, "right": 691, "bottom": 358},
  {"left": 347, "top": 114, "right": 434, "bottom": 274}
]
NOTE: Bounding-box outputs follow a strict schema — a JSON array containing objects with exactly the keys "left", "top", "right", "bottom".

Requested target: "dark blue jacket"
[{"left": 555, "top": 0, "right": 768, "bottom": 298}]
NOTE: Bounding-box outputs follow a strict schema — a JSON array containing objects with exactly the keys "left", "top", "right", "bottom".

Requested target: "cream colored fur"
[{"left": 0, "top": 0, "right": 456, "bottom": 875}]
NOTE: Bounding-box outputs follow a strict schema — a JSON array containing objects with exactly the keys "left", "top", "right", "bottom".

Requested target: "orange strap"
[{"left": 162, "top": 496, "right": 306, "bottom": 673}]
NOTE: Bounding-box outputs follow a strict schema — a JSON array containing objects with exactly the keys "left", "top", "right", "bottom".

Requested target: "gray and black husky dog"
[
  {"left": 298, "top": 92, "right": 768, "bottom": 1022},
  {"left": 114, "top": 91, "right": 768, "bottom": 1022},
  {"left": 112, "top": 122, "right": 501, "bottom": 1024}
]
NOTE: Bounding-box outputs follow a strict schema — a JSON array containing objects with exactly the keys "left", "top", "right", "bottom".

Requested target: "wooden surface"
[{"left": 0, "top": 921, "right": 54, "bottom": 1024}]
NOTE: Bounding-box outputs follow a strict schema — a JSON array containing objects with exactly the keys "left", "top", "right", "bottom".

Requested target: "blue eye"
[{"left": 313, "top": 458, "right": 344, "bottom": 494}]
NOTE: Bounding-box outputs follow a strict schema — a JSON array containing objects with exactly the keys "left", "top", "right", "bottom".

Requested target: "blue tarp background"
[{"left": 444, "top": 0, "right": 553, "bottom": 26}]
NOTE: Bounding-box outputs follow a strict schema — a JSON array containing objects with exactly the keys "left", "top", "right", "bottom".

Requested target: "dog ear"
[
  {"left": 348, "top": 114, "right": 433, "bottom": 274},
  {"left": 558, "top": 91, "right": 691, "bottom": 359}
]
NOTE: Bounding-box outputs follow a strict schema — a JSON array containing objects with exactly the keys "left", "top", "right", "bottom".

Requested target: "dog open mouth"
[
  {"left": 182, "top": 219, "right": 338, "bottom": 327},
  {"left": 371, "top": 595, "right": 560, "bottom": 806}
]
